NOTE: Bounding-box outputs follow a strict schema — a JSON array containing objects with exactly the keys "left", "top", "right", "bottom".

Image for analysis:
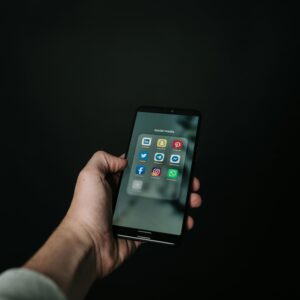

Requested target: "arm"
[{"left": 24, "top": 151, "right": 202, "bottom": 300}]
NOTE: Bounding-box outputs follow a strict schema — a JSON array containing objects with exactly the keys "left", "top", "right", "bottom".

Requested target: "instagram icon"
[{"left": 151, "top": 167, "right": 161, "bottom": 177}]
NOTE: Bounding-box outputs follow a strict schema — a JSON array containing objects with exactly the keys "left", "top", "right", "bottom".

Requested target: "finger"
[
  {"left": 192, "top": 177, "right": 200, "bottom": 192},
  {"left": 124, "top": 239, "right": 140, "bottom": 257},
  {"left": 189, "top": 193, "right": 202, "bottom": 208},
  {"left": 113, "top": 154, "right": 126, "bottom": 185},
  {"left": 186, "top": 216, "right": 194, "bottom": 230},
  {"left": 87, "top": 151, "right": 127, "bottom": 178},
  {"left": 134, "top": 240, "right": 142, "bottom": 248},
  {"left": 113, "top": 172, "right": 122, "bottom": 186},
  {"left": 116, "top": 238, "right": 142, "bottom": 265}
]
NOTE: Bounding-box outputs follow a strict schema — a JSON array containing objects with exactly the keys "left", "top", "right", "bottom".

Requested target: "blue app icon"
[
  {"left": 170, "top": 154, "right": 181, "bottom": 164},
  {"left": 139, "top": 151, "right": 149, "bottom": 161},
  {"left": 141, "top": 137, "right": 152, "bottom": 146},
  {"left": 135, "top": 165, "right": 146, "bottom": 175},
  {"left": 154, "top": 152, "right": 165, "bottom": 162}
]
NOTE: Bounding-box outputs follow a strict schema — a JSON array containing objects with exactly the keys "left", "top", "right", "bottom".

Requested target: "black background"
[{"left": 1, "top": 1, "right": 295, "bottom": 299}]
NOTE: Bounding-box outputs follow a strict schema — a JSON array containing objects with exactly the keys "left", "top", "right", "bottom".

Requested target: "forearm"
[{"left": 24, "top": 220, "right": 97, "bottom": 300}]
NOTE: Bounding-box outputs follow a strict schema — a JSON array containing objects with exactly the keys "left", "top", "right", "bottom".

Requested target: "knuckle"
[
  {"left": 93, "top": 150, "right": 105, "bottom": 158},
  {"left": 78, "top": 168, "right": 93, "bottom": 181}
]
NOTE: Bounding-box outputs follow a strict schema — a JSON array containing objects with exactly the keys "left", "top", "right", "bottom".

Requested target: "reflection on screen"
[{"left": 113, "top": 112, "right": 199, "bottom": 235}]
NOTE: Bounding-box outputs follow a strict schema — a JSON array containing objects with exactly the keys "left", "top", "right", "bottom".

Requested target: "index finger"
[{"left": 192, "top": 177, "right": 200, "bottom": 192}]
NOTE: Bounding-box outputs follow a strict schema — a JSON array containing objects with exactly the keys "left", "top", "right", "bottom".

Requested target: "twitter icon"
[{"left": 139, "top": 151, "right": 149, "bottom": 161}]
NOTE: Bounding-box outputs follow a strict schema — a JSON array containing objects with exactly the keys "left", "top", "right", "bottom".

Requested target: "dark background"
[{"left": 1, "top": 1, "right": 295, "bottom": 299}]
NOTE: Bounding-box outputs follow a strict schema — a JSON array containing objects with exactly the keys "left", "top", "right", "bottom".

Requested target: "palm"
[
  {"left": 99, "top": 173, "right": 141, "bottom": 273},
  {"left": 112, "top": 173, "right": 141, "bottom": 263},
  {"left": 69, "top": 151, "right": 201, "bottom": 278}
]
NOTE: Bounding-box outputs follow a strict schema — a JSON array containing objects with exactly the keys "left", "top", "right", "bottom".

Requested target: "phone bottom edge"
[{"left": 117, "top": 233, "right": 176, "bottom": 246}]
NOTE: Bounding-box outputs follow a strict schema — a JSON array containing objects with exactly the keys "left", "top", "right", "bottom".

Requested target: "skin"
[{"left": 24, "top": 151, "right": 202, "bottom": 300}]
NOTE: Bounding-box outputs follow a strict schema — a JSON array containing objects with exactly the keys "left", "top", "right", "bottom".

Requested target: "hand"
[
  {"left": 25, "top": 151, "right": 202, "bottom": 300},
  {"left": 65, "top": 151, "right": 202, "bottom": 278}
]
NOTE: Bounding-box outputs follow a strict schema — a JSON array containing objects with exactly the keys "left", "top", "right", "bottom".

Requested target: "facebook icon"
[{"left": 135, "top": 165, "right": 146, "bottom": 175}]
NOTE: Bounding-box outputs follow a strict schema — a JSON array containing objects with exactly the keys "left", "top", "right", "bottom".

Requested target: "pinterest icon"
[{"left": 172, "top": 140, "right": 183, "bottom": 150}]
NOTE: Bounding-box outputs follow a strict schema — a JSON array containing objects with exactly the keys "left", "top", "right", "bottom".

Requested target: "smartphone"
[{"left": 112, "top": 106, "right": 201, "bottom": 245}]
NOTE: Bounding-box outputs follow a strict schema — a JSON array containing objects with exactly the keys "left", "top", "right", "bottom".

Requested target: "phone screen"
[{"left": 113, "top": 110, "right": 200, "bottom": 237}]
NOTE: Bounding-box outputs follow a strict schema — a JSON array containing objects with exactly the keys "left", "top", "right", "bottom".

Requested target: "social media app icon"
[
  {"left": 167, "top": 168, "right": 178, "bottom": 179},
  {"left": 157, "top": 138, "right": 167, "bottom": 148},
  {"left": 170, "top": 154, "right": 181, "bottom": 164},
  {"left": 172, "top": 140, "right": 183, "bottom": 150},
  {"left": 151, "top": 167, "right": 161, "bottom": 177},
  {"left": 132, "top": 179, "right": 143, "bottom": 190},
  {"left": 139, "top": 151, "right": 149, "bottom": 161},
  {"left": 154, "top": 152, "right": 165, "bottom": 162},
  {"left": 142, "top": 137, "right": 152, "bottom": 146},
  {"left": 135, "top": 165, "right": 146, "bottom": 175}
]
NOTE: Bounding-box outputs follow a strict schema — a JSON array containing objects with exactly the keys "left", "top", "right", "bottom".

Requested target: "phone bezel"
[{"left": 112, "top": 106, "right": 201, "bottom": 246}]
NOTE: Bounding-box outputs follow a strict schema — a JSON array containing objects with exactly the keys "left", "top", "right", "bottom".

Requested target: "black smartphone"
[{"left": 112, "top": 106, "right": 201, "bottom": 245}]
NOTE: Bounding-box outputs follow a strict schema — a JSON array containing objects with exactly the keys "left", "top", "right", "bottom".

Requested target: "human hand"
[
  {"left": 24, "top": 150, "right": 202, "bottom": 300},
  {"left": 64, "top": 151, "right": 202, "bottom": 279}
]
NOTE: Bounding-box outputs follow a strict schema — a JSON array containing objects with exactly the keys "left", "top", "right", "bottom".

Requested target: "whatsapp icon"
[{"left": 167, "top": 168, "right": 178, "bottom": 179}]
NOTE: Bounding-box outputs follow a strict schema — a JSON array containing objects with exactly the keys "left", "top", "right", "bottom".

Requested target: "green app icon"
[{"left": 167, "top": 168, "right": 178, "bottom": 179}]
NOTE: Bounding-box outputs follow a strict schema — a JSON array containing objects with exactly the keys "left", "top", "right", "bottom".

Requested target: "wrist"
[
  {"left": 25, "top": 218, "right": 98, "bottom": 300},
  {"left": 63, "top": 215, "right": 118, "bottom": 279},
  {"left": 59, "top": 217, "right": 99, "bottom": 278}
]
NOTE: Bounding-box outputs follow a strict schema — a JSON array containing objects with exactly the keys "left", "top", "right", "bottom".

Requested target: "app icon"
[
  {"left": 157, "top": 138, "right": 167, "bottom": 148},
  {"left": 135, "top": 165, "right": 146, "bottom": 175},
  {"left": 172, "top": 140, "right": 183, "bottom": 150},
  {"left": 142, "top": 137, "right": 152, "bottom": 146},
  {"left": 167, "top": 168, "right": 178, "bottom": 179},
  {"left": 151, "top": 167, "right": 161, "bottom": 177},
  {"left": 154, "top": 152, "right": 165, "bottom": 162},
  {"left": 170, "top": 154, "right": 181, "bottom": 164},
  {"left": 132, "top": 180, "right": 143, "bottom": 190},
  {"left": 139, "top": 151, "right": 149, "bottom": 161}
]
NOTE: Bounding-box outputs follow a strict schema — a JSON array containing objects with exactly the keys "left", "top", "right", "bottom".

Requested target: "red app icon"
[{"left": 172, "top": 140, "right": 183, "bottom": 150}]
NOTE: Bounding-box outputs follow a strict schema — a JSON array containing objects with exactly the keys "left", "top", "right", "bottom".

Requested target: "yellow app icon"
[{"left": 157, "top": 139, "right": 167, "bottom": 148}]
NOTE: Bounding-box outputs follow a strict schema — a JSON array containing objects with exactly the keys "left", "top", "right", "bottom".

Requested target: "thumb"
[{"left": 86, "top": 151, "right": 127, "bottom": 177}]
